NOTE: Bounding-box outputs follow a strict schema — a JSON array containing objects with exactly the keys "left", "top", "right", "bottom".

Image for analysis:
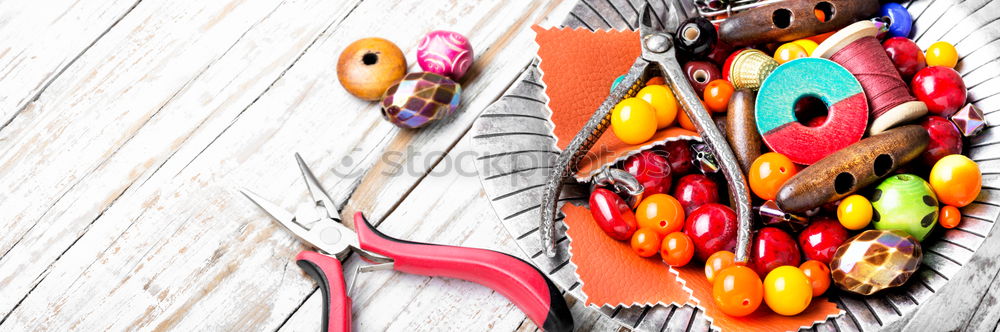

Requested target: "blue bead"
[{"left": 880, "top": 3, "right": 912, "bottom": 38}]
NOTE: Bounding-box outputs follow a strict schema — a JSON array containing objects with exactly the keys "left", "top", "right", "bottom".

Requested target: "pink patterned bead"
[{"left": 416, "top": 30, "right": 473, "bottom": 80}]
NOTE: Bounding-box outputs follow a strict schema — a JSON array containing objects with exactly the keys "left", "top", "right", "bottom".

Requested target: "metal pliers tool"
[
  {"left": 242, "top": 154, "right": 573, "bottom": 332},
  {"left": 539, "top": 4, "right": 754, "bottom": 262}
]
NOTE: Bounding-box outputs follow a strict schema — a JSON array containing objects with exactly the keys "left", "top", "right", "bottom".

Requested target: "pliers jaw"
[
  {"left": 539, "top": 3, "right": 754, "bottom": 263},
  {"left": 240, "top": 154, "right": 391, "bottom": 264}
]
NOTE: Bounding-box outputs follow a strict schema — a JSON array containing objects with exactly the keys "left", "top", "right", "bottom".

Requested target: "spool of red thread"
[{"left": 812, "top": 21, "right": 928, "bottom": 135}]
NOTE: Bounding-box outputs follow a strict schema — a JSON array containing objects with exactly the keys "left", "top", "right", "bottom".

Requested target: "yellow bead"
[
  {"left": 837, "top": 195, "right": 873, "bottom": 230},
  {"left": 926, "top": 41, "right": 958, "bottom": 68},
  {"left": 611, "top": 98, "right": 658, "bottom": 144},
  {"left": 636, "top": 85, "right": 679, "bottom": 129},
  {"left": 791, "top": 39, "right": 818, "bottom": 57},
  {"left": 763, "top": 266, "right": 813, "bottom": 316},
  {"left": 774, "top": 43, "right": 809, "bottom": 64}
]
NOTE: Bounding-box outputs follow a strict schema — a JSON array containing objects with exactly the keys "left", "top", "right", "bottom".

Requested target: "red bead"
[
  {"left": 705, "top": 40, "right": 735, "bottom": 66},
  {"left": 659, "top": 140, "right": 696, "bottom": 175},
  {"left": 919, "top": 116, "right": 964, "bottom": 167},
  {"left": 750, "top": 227, "right": 801, "bottom": 277},
  {"left": 623, "top": 151, "right": 672, "bottom": 197},
  {"left": 882, "top": 37, "right": 926, "bottom": 79},
  {"left": 684, "top": 60, "right": 722, "bottom": 96},
  {"left": 589, "top": 188, "right": 638, "bottom": 241},
  {"left": 673, "top": 174, "right": 720, "bottom": 215},
  {"left": 912, "top": 66, "right": 968, "bottom": 117},
  {"left": 685, "top": 203, "right": 738, "bottom": 261},
  {"left": 797, "top": 218, "right": 849, "bottom": 265}
]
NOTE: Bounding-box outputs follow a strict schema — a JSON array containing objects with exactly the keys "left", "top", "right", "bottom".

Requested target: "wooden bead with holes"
[{"left": 337, "top": 38, "right": 407, "bottom": 100}]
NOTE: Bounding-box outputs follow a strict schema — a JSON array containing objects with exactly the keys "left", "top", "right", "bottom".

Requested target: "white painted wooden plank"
[
  {"left": 1, "top": 0, "right": 581, "bottom": 330},
  {"left": 0, "top": 0, "right": 365, "bottom": 328},
  {"left": 903, "top": 204, "right": 1000, "bottom": 331},
  {"left": 0, "top": 0, "right": 139, "bottom": 127}
]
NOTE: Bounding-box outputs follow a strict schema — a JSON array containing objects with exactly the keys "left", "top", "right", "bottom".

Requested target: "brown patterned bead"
[{"left": 830, "top": 229, "right": 922, "bottom": 295}]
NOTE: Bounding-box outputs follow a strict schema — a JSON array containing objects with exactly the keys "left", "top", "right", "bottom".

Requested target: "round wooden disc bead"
[
  {"left": 337, "top": 38, "right": 407, "bottom": 101},
  {"left": 755, "top": 58, "right": 868, "bottom": 165}
]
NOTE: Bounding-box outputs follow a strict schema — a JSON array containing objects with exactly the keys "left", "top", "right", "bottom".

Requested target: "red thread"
[{"left": 829, "top": 36, "right": 916, "bottom": 119}]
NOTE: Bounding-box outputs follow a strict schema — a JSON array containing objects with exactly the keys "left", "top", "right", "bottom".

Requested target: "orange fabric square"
[
  {"left": 674, "top": 266, "right": 844, "bottom": 331},
  {"left": 562, "top": 204, "right": 693, "bottom": 307},
  {"left": 533, "top": 26, "right": 699, "bottom": 178}
]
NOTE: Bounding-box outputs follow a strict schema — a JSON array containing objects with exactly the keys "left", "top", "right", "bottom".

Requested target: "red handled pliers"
[{"left": 241, "top": 154, "right": 573, "bottom": 332}]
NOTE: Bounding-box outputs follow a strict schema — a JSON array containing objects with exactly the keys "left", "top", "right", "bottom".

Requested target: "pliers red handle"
[{"left": 244, "top": 154, "right": 573, "bottom": 332}]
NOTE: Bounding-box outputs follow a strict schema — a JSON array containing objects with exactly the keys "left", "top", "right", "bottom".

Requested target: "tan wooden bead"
[{"left": 337, "top": 37, "right": 406, "bottom": 101}]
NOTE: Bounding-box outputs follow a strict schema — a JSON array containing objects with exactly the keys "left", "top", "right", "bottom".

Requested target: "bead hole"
[
  {"left": 772, "top": 8, "right": 793, "bottom": 29},
  {"left": 873, "top": 154, "right": 894, "bottom": 177},
  {"left": 694, "top": 69, "right": 709, "bottom": 84},
  {"left": 834, "top": 172, "right": 856, "bottom": 195},
  {"left": 362, "top": 52, "right": 379, "bottom": 65},
  {"left": 814, "top": 2, "right": 835, "bottom": 23},
  {"left": 683, "top": 25, "right": 700, "bottom": 42},
  {"left": 794, "top": 95, "right": 829, "bottom": 127},
  {"left": 742, "top": 299, "right": 750, "bottom": 306}
]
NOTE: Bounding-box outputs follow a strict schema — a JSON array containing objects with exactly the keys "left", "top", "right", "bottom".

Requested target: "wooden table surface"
[{"left": 0, "top": 0, "right": 998, "bottom": 331}]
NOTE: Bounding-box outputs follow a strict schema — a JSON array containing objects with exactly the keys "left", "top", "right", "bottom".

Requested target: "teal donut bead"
[{"left": 871, "top": 174, "right": 939, "bottom": 241}]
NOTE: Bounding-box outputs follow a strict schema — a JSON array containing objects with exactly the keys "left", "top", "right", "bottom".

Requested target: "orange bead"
[
  {"left": 636, "top": 194, "right": 685, "bottom": 236},
  {"left": 749, "top": 152, "right": 798, "bottom": 200},
  {"left": 705, "top": 250, "right": 736, "bottom": 283},
  {"left": 799, "top": 260, "right": 831, "bottom": 297},
  {"left": 631, "top": 228, "right": 662, "bottom": 258},
  {"left": 337, "top": 38, "right": 407, "bottom": 100},
  {"left": 647, "top": 77, "right": 666, "bottom": 85},
  {"left": 713, "top": 265, "right": 764, "bottom": 317},
  {"left": 814, "top": 8, "right": 826, "bottom": 22},
  {"left": 677, "top": 101, "right": 709, "bottom": 131},
  {"left": 661, "top": 232, "right": 695, "bottom": 266},
  {"left": 929, "top": 155, "right": 982, "bottom": 207},
  {"left": 939, "top": 205, "right": 961, "bottom": 229},
  {"left": 704, "top": 80, "right": 734, "bottom": 113}
]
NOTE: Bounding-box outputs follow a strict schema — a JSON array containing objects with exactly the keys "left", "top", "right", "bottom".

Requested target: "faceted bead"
[
  {"left": 416, "top": 30, "right": 474, "bottom": 80},
  {"left": 380, "top": 72, "right": 461, "bottom": 129},
  {"left": 830, "top": 230, "right": 922, "bottom": 295},
  {"left": 951, "top": 103, "right": 987, "bottom": 137}
]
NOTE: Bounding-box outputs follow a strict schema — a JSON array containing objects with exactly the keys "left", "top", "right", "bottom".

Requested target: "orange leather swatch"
[
  {"left": 533, "top": 26, "right": 700, "bottom": 178},
  {"left": 562, "top": 204, "right": 693, "bottom": 307},
  {"left": 674, "top": 266, "right": 844, "bottom": 331}
]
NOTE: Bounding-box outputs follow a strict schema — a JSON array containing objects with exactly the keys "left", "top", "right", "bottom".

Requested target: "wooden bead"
[
  {"left": 684, "top": 60, "right": 720, "bottom": 96},
  {"left": 417, "top": 30, "right": 474, "bottom": 80},
  {"left": 725, "top": 89, "right": 761, "bottom": 173},
  {"left": 337, "top": 38, "right": 407, "bottom": 101},
  {"left": 756, "top": 58, "right": 868, "bottom": 165},
  {"left": 776, "top": 125, "right": 929, "bottom": 213},
  {"left": 718, "top": 0, "right": 878, "bottom": 46}
]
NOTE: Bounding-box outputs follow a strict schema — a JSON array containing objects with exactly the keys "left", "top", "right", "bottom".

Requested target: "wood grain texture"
[
  {"left": 0, "top": 0, "right": 140, "bottom": 129},
  {"left": 0, "top": 0, "right": 621, "bottom": 330}
]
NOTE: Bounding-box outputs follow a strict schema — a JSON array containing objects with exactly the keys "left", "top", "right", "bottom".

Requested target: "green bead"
[{"left": 871, "top": 174, "right": 939, "bottom": 241}]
